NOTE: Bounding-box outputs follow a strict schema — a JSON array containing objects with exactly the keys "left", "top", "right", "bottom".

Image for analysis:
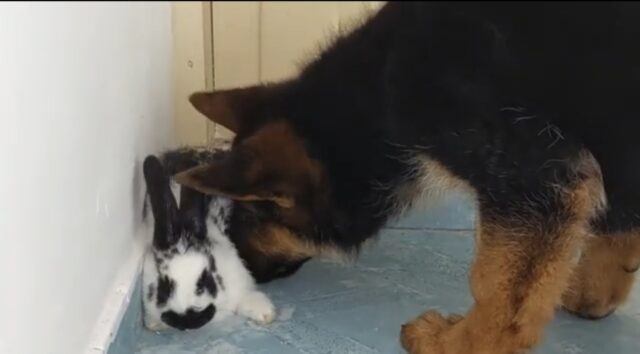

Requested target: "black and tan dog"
[{"left": 174, "top": 2, "right": 640, "bottom": 353}]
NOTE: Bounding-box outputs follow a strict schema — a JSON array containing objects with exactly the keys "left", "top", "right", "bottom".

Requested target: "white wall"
[{"left": 0, "top": 3, "right": 173, "bottom": 354}]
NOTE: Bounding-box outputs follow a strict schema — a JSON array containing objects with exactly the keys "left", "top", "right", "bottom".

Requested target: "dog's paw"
[
  {"left": 401, "top": 311, "right": 449, "bottom": 354},
  {"left": 401, "top": 311, "right": 464, "bottom": 354},
  {"left": 562, "top": 235, "right": 640, "bottom": 320},
  {"left": 238, "top": 291, "right": 276, "bottom": 324}
]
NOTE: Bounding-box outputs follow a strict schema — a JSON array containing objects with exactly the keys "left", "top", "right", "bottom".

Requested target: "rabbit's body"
[{"left": 141, "top": 150, "right": 275, "bottom": 331}]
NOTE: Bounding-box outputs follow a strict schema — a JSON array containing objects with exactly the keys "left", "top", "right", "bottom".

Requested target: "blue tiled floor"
[{"left": 109, "top": 197, "right": 640, "bottom": 354}]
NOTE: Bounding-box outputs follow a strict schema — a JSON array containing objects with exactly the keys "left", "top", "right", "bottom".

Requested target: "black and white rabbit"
[{"left": 141, "top": 149, "right": 276, "bottom": 331}]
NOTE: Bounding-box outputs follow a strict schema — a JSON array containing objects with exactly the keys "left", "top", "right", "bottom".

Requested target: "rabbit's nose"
[{"left": 161, "top": 304, "right": 216, "bottom": 330}]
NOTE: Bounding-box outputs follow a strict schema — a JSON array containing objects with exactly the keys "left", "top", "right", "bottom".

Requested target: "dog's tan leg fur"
[
  {"left": 401, "top": 221, "right": 585, "bottom": 354},
  {"left": 562, "top": 231, "right": 640, "bottom": 319},
  {"left": 401, "top": 153, "right": 604, "bottom": 354}
]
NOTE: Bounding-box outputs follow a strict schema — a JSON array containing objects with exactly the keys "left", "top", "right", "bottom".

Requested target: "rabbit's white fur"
[{"left": 142, "top": 168, "right": 275, "bottom": 332}]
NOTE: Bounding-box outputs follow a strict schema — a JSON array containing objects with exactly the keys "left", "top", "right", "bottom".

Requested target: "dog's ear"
[
  {"left": 174, "top": 122, "right": 322, "bottom": 209},
  {"left": 189, "top": 84, "right": 282, "bottom": 133}
]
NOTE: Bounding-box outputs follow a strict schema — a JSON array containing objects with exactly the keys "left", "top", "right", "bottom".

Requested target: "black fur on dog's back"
[{"left": 280, "top": 1, "right": 640, "bottom": 235}]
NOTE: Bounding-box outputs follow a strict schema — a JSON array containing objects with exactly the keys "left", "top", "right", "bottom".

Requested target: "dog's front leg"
[{"left": 401, "top": 151, "right": 604, "bottom": 354}]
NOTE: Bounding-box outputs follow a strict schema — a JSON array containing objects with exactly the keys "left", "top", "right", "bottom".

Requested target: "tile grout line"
[{"left": 384, "top": 226, "right": 475, "bottom": 233}]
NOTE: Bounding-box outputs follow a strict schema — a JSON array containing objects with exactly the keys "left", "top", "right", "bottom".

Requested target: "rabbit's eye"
[{"left": 196, "top": 269, "right": 217, "bottom": 296}]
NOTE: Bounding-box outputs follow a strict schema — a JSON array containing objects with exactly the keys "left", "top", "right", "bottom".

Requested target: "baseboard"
[{"left": 85, "top": 240, "right": 144, "bottom": 354}]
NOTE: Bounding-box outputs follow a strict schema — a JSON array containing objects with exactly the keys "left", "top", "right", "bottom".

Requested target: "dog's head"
[{"left": 175, "top": 84, "right": 335, "bottom": 283}]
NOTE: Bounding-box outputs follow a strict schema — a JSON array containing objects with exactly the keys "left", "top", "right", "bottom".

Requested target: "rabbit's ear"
[
  {"left": 143, "top": 155, "right": 180, "bottom": 250},
  {"left": 178, "top": 186, "right": 208, "bottom": 241}
]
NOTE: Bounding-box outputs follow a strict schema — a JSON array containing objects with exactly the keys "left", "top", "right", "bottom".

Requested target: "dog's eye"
[{"left": 196, "top": 287, "right": 204, "bottom": 295}]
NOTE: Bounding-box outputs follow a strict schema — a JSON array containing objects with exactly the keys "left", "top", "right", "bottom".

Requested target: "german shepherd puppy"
[{"left": 175, "top": 2, "right": 640, "bottom": 353}]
